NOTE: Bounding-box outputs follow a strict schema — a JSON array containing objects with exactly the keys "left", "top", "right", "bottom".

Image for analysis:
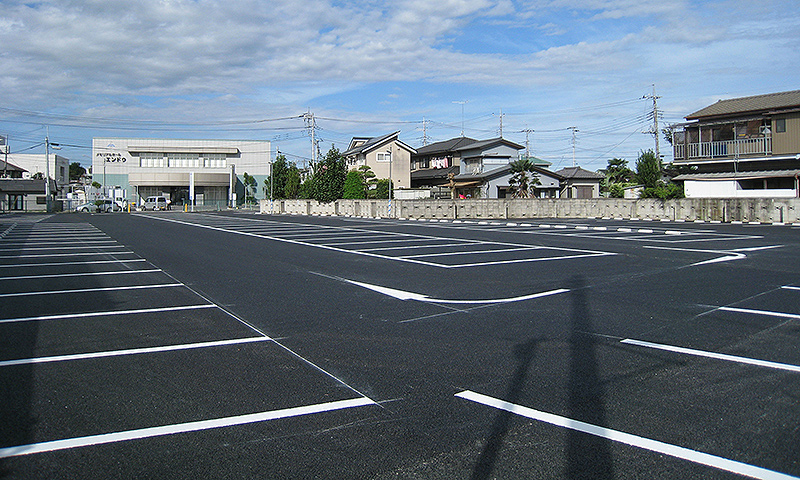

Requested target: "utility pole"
[
  {"left": 643, "top": 84, "right": 662, "bottom": 160},
  {"left": 521, "top": 129, "right": 534, "bottom": 159},
  {"left": 1, "top": 134, "right": 8, "bottom": 178},
  {"left": 494, "top": 109, "right": 504, "bottom": 137},
  {"left": 453, "top": 100, "right": 468, "bottom": 137},
  {"left": 304, "top": 111, "right": 318, "bottom": 170},
  {"left": 569, "top": 126, "right": 578, "bottom": 167},
  {"left": 421, "top": 117, "right": 429, "bottom": 146}
]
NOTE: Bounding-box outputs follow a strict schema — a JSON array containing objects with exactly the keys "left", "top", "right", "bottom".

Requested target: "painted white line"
[
  {"left": 0, "top": 337, "right": 273, "bottom": 367},
  {"left": 456, "top": 390, "right": 800, "bottom": 480},
  {"left": 0, "top": 251, "right": 133, "bottom": 259},
  {"left": 782, "top": 286, "right": 800, "bottom": 292},
  {"left": 691, "top": 254, "right": 745, "bottom": 266},
  {"left": 447, "top": 252, "right": 615, "bottom": 268},
  {"left": 0, "top": 269, "right": 162, "bottom": 281},
  {"left": 0, "top": 397, "right": 375, "bottom": 459},
  {"left": 620, "top": 339, "right": 800, "bottom": 373},
  {"left": 719, "top": 306, "right": 800, "bottom": 320},
  {"left": 0, "top": 304, "right": 217, "bottom": 325},
  {"left": 0, "top": 283, "right": 183, "bottom": 299},
  {"left": 0, "top": 245, "right": 122, "bottom": 252},
  {"left": 400, "top": 246, "right": 542, "bottom": 259},
  {"left": 335, "top": 276, "right": 569, "bottom": 305},
  {"left": 0, "top": 259, "right": 147, "bottom": 269}
]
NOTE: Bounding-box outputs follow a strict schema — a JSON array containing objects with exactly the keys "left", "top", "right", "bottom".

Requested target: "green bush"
[{"left": 343, "top": 171, "right": 366, "bottom": 199}]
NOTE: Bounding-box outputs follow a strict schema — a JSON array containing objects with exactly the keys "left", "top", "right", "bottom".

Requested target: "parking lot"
[{"left": 1, "top": 211, "right": 799, "bottom": 479}]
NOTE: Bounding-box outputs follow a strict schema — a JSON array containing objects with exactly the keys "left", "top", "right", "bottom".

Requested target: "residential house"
[
  {"left": 410, "top": 137, "right": 477, "bottom": 197},
  {"left": 454, "top": 163, "right": 564, "bottom": 199},
  {"left": 671, "top": 89, "right": 800, "bottom": 198},
  {"left": 555, "top": 166, "right": 604, "bottom": 198},
  {"left": 0, "top": 178, "right": 56, "bottom": 212},
  {"left": 342, "top": 132, "right": 416, "bottom": 190},
  {"left": 450, "top": 138, "right": 532, "bottom": 199}
]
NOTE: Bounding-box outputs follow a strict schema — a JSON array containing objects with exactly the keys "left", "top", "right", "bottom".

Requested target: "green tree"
[
  {"left": 69, "top": 162, "right": 86, "bottom": 181},
  {"left": 635, "top": 150, "right": 661, "bottom": 189},
  {"left": 242, "top": 172, "right": 258, "bottom": 204},
  {"left": 284, "top": 165, "right": 301, "bottom": 199},
  {"left": 508, "top": 158, "right": 541, "bottom": 198},
  {"left": 373, "top": 178, "right": 393, "bottom": 199},
  {"left": 312, "top": 146, "right": 347, "bottom": 203},
  {"left": 265, "top": 154, "right": 289, "bottom": 199},
  {"left": 343, "top": 170, "right": 366, "bottom": 199},
  {"left": 358, "top": 165, "right": 377, "bottom": 198},
  {"left": 599, "top": 157, "right": 635, "bottom": 196}
]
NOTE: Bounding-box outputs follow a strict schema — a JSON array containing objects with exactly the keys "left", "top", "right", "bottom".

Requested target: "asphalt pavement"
[{"left": 1, "top": 211, "right": 799, "bottom": 479}]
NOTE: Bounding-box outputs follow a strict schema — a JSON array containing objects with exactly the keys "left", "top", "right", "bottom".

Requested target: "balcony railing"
[{"left": 674, "top": 136, "right": 772, "bottom": 161}]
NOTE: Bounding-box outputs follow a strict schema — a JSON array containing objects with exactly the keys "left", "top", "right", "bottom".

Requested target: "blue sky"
[{"left": 1, "top": 0, "right": 799, "bottom": 173}]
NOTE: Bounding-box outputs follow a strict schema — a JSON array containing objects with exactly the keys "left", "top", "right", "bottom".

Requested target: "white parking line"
[
  {"left": 456, "top": 390, "right": 800, "bottom": 480},
  {"left": 0, "top": 397, "right": 376, "bottom": 459},
  {"left": 0, "top": 336, "right": 273, "bottom": 367},
  {"left": 620, "top": 339, "right": 800, "bottom": 373},
  {"left": 0, "top": 304, "right": 217, "bottom": 324},
  {"left": 0, "top": 269, "right": 162, "bottom": 281},
  {"left": 140, "top": 214, "right": 615, "bottom": 269},
  {"left": 718, "top": 306, "right": 800, "bottom": 320},
  {"left": 0, "top": 251, "right": 133, "bottom": 259},
  {"left": 0, "top": 283, "right": 183, "bottom": 298},
  {"left": 0, "top": 259, "right": 147, "bottom": 269}
]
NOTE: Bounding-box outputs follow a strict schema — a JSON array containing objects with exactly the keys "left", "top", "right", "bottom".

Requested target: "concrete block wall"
[{"left": 261, "top": 197, "right": 800, "bottom": 224}]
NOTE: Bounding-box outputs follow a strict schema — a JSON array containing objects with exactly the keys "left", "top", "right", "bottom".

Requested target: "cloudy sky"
[{"left": 1, "top": 0, "right": 799, "bottom": 171}]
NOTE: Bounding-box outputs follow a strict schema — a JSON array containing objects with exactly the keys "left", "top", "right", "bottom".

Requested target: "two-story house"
[
  {"left": 342, "top": 132, "right": 416, "bottom": 190},
  {"left": 410, "top": 137, "right": 477, "bottom": 196},
  {"left": 447, "top": 138, "right": 566, "bottom": 199},
  {"left": 671, "top": 90, "right": 800, "bottom": 198}
]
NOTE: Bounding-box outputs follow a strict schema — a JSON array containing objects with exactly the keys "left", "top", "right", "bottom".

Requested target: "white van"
[{"left": 143, "top": 196, "right": 169, "bottom": 211}]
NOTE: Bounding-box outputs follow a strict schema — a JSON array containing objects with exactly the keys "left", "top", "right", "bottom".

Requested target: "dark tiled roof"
[
  {"left": 415, "top": 137, "right": 478, "bottom": 155},
  {"left": 555, "top": 166, "right": 604, "bottom": 179},
  {"left": 687, "top": 90, "right": 800, "bottom": 119},
  {"left": 454, "top": 137, "right": 524, "bottom": 152},
  {"left": 0, "top": 178, "right": 48, "bottom": 193}
]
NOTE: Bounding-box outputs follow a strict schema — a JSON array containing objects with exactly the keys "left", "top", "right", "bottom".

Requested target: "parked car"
[
  {"left": 96, "top": 199, "right": 121, "bottom": 213},
  {"left": 74, "top": 202, "right": 96, "bottom": 213},
  {"left": 143, "top": 196, "right": 169, "bottom": 210}
]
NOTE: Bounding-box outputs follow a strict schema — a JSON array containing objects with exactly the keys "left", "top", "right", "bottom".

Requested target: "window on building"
[
  {"left": 168, "top": 153, "right": 199, "bottom": 168},
  {"left": 140, "top": 153, "right": 165, "bottom": 168},
  {"left": 775, "top": 118, "right": 786, "bottom": 133},
  {"left": 203, "top": 153, "right": 227, "bottom": 168},
  {"left": 377, "top": 152, "right": 391, "bottom": 162}
]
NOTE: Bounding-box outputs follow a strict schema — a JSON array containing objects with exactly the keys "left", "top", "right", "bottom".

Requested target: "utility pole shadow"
[
  {"left": 470, "top": 338, "right": 540, "bottom": 480},
  {"left": 566, "top": 275, "right": 615, "bottom": 479}
]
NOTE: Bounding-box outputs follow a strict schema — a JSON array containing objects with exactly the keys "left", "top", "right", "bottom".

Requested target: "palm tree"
[{"left": 508, "top": 159, "right": 541, "bottom": 198}]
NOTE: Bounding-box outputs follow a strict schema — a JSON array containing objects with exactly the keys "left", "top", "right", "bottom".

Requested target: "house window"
[
  {"left": 377, "top": 152, "right": 391, "bottom": 162},
  {"left": 775, "top": 118, "right": 786, "bottom": 133}
]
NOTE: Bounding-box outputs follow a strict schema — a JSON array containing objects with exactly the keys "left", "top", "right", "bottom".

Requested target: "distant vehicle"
[
  {"left": 96, "top": 199, "right": 121, "bottom": 213},
  {"left": 143, "top": 196, "right": 169, "bottom": 211},
  {"left": 74, "top": 202, "right": 96, "bottom": 213}
]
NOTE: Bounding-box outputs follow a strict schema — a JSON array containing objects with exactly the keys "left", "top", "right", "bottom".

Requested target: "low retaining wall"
[{"left": 260, "top": 198, "right": 800, "bottom": 224}]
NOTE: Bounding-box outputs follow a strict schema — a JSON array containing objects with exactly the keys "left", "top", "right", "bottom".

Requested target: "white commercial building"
[{"left": 92, "top": 138, "right": 271, "bottom": 208}]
